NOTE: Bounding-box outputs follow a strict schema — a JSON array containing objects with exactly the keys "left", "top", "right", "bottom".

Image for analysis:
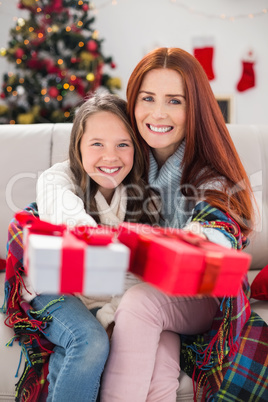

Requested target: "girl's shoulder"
[
  {"left": 38, "top": 159, "right": 74, "bottom": 187},
  {"left": 46, "top": 159, "right": 70, "bottom": 174}
]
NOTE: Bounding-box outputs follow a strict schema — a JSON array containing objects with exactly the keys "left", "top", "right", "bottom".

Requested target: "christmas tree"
[{"left": 0, "top": 0, "right": 121, "bottom": 124}]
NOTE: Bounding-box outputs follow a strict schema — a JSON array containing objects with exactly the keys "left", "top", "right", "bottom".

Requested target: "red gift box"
[{"left": 117, "top": 222, "right": 251, "bottom": 296}]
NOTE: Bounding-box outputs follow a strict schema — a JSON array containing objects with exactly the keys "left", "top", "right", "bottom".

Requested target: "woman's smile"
[{"left": 146, "top": 124, "right": 174, "bottom": 133}]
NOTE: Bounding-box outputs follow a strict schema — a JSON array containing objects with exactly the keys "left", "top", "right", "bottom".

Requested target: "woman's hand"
[{"left": 183, "top": 221, "right": 207, "bottom": 239}]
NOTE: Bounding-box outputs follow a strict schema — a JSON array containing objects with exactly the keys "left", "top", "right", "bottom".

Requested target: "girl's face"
[
  {"left": 80, "top": 111, "right": 134, "bottom": 202},
  {"left": 134, "top": 68, "right": 186, "bottom": 165}
]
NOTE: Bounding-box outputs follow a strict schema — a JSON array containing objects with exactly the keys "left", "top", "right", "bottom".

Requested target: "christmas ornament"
[
  {"left": 236, "top": 50, "right": 256, "bottom": 92},
  {"left": 44, "top": 0, "right": 63, "bottom": 13},
  {"left": 17, "top": 112, "right": 35, "bottom": 124},
  {"left": 92, "top": 63, "right": 103, "bottom": 89},
  {"left": 27, "top": 59, "right": 45, "bottom": 69},
  {"left": 0, "top": 105, "right": 8, "bottom": 115},
  {"left": 86, "top": 72, "right": 95, "bottom": 81},
  {"left": 48, "top": 86, "right": 59, "bottom": 98},
  {"left": 0, "top": 48, "right": 7, "bottom": 57},
  {"left": 51, "top": 24, "right": 60, "bottom": 33},
  {"left": 193, "top": 36, "right": 215, "bottom": 80},
  {"left": 8, "top": 75, "right": 16, "bottom": 85},
  {"left": 82, "top": 4, "right": 89, "bottom": 11},
  {"left": 21, "top": 0, "right": 36, "bottom": 7},
  {"left": 75, "top": 78, "right": 86, "bottom": 97},
  {"left": 15, "top": 48, "right": 25, "bottom": 59},
  {"left": 45, "top": 59, "right": 60, "bottom": 74},
  {"left": 87, "top": 40, "right": 98, "bottom": 53},
  {"left": 80, "top": 51, "right": 94, "bottom": 62},
  {"left": 17, "top": 18, "right": 26, "bottom": 27},
  {"left": 31, "top": 105, "right": 41, "bottom": 117},
  {"left": 107, "top": 77, "right": 121, "bottom": 90},
  {"left": 92, "top": 30, "right": 99, "bottom": 40},
  {"left": 51, "top": 109, "right": 65, "bottom": 121},
  {"left": 16, "top": 86, "right": 25, "bottom": 96}
]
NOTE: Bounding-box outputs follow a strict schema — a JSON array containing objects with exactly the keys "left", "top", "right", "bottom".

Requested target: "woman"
[{"left": 100, "top": 48, "right": 257, "bottom": 402}]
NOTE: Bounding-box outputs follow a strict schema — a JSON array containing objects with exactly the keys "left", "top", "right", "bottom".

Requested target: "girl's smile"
[{"left": 97, "top": 166, "right": 122, "bottom": 174}]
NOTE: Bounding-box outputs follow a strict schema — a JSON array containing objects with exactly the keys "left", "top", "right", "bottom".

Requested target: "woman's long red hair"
[{"left": 127, "top": 47, "right": 254, "bottom": 235}]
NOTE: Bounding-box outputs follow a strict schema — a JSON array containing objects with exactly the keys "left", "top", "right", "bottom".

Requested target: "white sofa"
[{"left": 0, "top": 123, "right": 267, "bottom": 401}]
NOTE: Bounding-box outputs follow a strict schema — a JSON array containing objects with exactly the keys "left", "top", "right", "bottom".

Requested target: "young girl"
[{"left": 4, "top": 93, "right": 160, "bottom": 401}]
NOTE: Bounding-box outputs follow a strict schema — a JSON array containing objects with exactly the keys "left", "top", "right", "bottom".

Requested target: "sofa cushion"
[
  {"left": 51, "top": 123, "right": 72, "bottom": 165},
  {"left": 251, "top": 265, "right": 268, "bottom": 300},
  {"left": 227, "top": 125, "right": 268, "bottom": 270},
  {"left": 0, "top": 124, "right": 53, "bottom": 260}
]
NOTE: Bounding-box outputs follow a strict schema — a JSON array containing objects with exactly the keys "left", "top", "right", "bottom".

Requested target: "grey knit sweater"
[{"left": 148, "top": 140, "right": 231, "bottom": 248}]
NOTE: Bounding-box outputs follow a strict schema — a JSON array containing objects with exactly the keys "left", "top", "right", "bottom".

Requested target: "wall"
[{"left": 1, "top": 0, "right": 268, "bottom": 124}]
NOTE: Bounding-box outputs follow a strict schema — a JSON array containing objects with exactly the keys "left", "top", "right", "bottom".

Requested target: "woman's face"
[{"left": 135, "top": 68, "right": 186, "bottom": 165}]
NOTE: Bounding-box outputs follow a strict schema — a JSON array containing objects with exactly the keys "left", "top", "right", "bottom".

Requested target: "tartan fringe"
[
  {"left": 0, "top": 280, "right": 10, "bottom": 314},
  {"left": 184, "top": 297, "right": 236, "bottom": 402},
  {"left": 15, "top": 361, "right": 43, "bottom": 402}
]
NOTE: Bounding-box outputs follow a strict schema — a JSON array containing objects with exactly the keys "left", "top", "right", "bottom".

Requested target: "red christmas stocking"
[
  {"left": 193, "top": 37, "right": 215, "bottom": 81},
  {"left": 236, "top": 52, "right": 255, "bottom": 92}
]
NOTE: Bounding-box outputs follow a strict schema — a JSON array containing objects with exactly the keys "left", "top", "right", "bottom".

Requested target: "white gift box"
[{"left": 25, "top": 233, "right": 130, "bottom": 296}]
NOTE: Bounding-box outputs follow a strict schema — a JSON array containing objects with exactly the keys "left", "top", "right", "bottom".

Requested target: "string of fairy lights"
[
  {"left": 88, "top": 0, "right": 268, "bottom": 21},
  {"left": 0, "top": 0, "right": 267, "bottom": 21}
]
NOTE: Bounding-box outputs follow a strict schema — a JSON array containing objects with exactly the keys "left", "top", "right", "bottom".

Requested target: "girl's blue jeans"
[{"left": 31, "top": 294, "right": 109, "bottom": 402}]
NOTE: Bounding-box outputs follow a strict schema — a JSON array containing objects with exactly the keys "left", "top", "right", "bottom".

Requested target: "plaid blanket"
[
  {"left": 1, "top": 202, "right": 268, "bottom": 401},
  {"left": 180, "top": 202, "right": 268, "bottom": 401},
  {"left": 1, "top": 203, "right": 54, "bottom": 401}
]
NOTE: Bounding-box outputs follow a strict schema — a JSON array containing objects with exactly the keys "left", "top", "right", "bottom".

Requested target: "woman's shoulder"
[{"left": 199, "top": 176, "right": 226, "bottom": 191}]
